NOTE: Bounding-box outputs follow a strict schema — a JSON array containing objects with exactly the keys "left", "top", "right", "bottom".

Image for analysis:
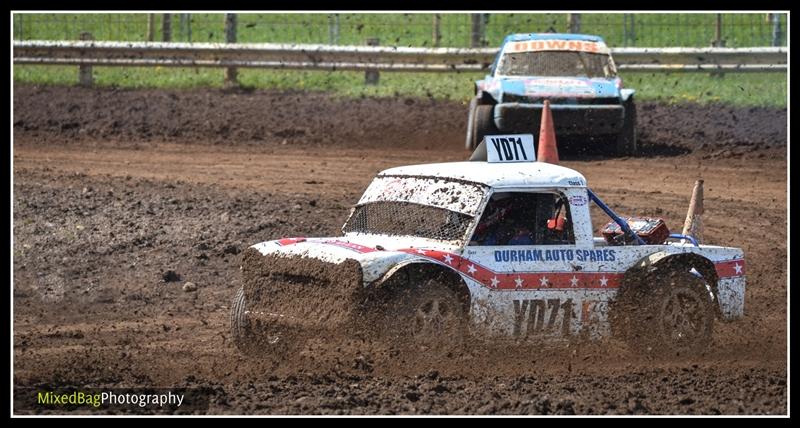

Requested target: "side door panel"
[
  {"left": 461, "top": 188, "right": 656, "bottom": 340},
  {"left": 462, "top": 244, "right": 624, "bottom": 340}
]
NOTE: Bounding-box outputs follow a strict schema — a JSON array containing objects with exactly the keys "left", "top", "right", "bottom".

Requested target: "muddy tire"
[
  {"left": 616, "top": 271, "right": 714, "bottom": 356},
  {"left": 231, "top": 286, "right": 259, "bottom": 356},
  {"left": 616, "top": 99, "right": 637, "bottom": 156},
  {"left": 231, "top": 286, "right": 299, "bottom": 357},
  {"left": 381, "top": 278, "right": 467, "bottom": 355},
  {"left": 471, "top": 104, "right": 498, "bottom": 151}
]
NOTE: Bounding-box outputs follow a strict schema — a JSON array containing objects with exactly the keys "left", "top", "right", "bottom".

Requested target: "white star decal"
[
  {"left": 514, "top": 276, "right": 524, "bottom": 288},
  {"left": 734, "top": 263, "right": 743, "bottom": 275},
  {"left": 490, "top": 276, "right": 500, "bottom": 288},
  {"left": 443, "top": 254, "right": 454, "bottom": 265},
  {"left": 467, "top": 264, "right": 477, "bottom": 275},
  {"left": 416, "top": 249, "right": 427, "bottom": 255},
  {"left": 539, "top": 276, "right": 549, "bottom": 287},
  {"left": 599, "top": 276, "right": 609, "bottom": 287},
  {"left": 570, "top": 275, "right": 579, "bottom": 287}
]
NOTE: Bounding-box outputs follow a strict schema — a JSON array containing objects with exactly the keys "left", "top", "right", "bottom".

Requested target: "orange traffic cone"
[{"left": 537, "top": 100, "right": 559, "bottom": 164}]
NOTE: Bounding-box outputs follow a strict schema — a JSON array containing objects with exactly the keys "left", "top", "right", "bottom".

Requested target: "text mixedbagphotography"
[{"left": 35, "top": 391, "right": 188, "bottom": 408}]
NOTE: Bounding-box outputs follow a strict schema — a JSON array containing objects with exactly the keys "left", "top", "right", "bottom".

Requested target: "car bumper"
[
  {"left": 241, "top": 248, "right": 365, "bottom": 330},
  {"left": 494, "top": 103, "right": 625, "bottom": 135}
]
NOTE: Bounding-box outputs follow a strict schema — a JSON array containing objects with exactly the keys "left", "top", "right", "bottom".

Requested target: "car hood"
[
  {"left": 249, "top": 235, "right": 462, "bottom": 284},
  {"left": 497, "top": 76, "right": 619, "bottom": 99}
]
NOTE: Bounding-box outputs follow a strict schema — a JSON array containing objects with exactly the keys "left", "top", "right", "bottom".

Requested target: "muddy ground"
[{"left": 12, "top": 85, "right": 787, "bottom": 415}]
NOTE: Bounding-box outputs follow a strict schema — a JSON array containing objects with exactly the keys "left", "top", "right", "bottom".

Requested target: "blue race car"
[{"left": 466, "top": 33, "right": 637, "bottom": 156}]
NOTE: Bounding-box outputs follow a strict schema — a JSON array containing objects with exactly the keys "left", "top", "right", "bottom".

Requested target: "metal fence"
[
  {"left": 14, "top": 40, "right": 786, "bottom": 73},
  {"left": 12, "top": 12, "right": 788, "bottom": 48}
]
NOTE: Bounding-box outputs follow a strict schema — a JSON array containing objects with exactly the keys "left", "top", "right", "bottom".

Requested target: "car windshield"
[
  {"left": 343, "top": 201, "right": 474, "bottom": 241},
  {"left": 496, "top": 51, "right": 615, "bottom": 78},
  {"left": 343, "top": 175, "right": 488, "bottom": 241}
]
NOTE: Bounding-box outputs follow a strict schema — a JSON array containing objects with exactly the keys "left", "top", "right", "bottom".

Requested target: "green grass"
[
  {"left": 622, "top": 73, "right": 787, "bottom": 107},
  {"left": 13, "top": 13, "right": 787, "bottom": 107},
  {"left": 14, "top": 65, "right": 787, "bottom": 108}
]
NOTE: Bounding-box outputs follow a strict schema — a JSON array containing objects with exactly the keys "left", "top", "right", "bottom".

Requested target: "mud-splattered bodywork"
[{"left": 244, "top": 161, "right": 746, "bottom": 342}]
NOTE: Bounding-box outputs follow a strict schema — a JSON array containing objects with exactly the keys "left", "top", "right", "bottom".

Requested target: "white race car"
[{"left": 232, "top": 135, "right": 745, "bottom": 356}]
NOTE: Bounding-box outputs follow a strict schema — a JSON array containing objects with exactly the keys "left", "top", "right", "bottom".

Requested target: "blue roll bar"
[
  {"left": 668, "top": 233, "right": 700, "bottom": 246},
  {"left": 587, "top": 188, "right": 646, "bottom": 246}
]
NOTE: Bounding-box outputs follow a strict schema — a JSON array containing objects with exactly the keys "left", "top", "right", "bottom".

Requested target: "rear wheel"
[
  {"left": 616, "top": 99, "right": 637, "bottom": 156},
  {"left": 615, "top": 271, "right": 714, "bottom": 356}
]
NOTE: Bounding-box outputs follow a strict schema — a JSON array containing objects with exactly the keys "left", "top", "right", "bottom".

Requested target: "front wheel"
[
  {"left": 230, "top": 286, "right": 259, "bottom": 356},
  {"left": 616, "top": 99, "right": 637, "bottom": 156},
  {"left": 465, "top": 96, "right": 479, "bottom": 151},
  {"left": 471, "top": 104, "right": 498, "bottom": 152},
  {"left": 230, "top": 286, "right": 299, "bottom": 357},
  {"left": 381, "top": 279, "right": 467, "bottom": 355}
]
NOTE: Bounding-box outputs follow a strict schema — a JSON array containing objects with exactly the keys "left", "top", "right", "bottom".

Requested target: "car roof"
[
  {"left": 378, "top": 161, "right": 587, "bottom": 189},
  {"left": 503, "top": 33, "right": 605, "bottom": 43}
]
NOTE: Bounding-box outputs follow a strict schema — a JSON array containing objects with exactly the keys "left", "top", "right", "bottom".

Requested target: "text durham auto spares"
[{"left": 36, "top": 390, "right": 184, "bottom": 408}]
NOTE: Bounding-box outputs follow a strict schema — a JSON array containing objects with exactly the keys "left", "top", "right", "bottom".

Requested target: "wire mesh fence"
[{"left": 12, "top": 12, "right": 788, "bottom": 48}]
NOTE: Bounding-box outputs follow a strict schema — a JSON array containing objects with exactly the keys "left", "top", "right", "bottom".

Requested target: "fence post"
[
  {"left": 623, "top": 13, "right": 636, "bottom": 47},
  {"left": 365, "top": 38, "right": 380, "bottom": 85},
  {"left": 14, "top": 14, "right": 23, "bottom": 40},
  {"left": 710, "top": 14, "right": 725, "bottom": 78},
  {"left": 178, "top": 13, "right": 191, "bottom": 42},
  {"left": 470, "top": 14, "right": 483, "bottom": 47},
  {"left": 178, "top": 13, "right": 186, "bottom": 41},
  {"left": 328, "top": 13, "right": 340, "bottom": 45},
  {"left": 483, "top": 14, "right": 490, "bottom": 46},
  {"left": 162, "top": 13, "right": 172, "bottom": 42},
  {"left": 147, "top": 14, "right": 155, "bottom": 41},
  {"left": 567, "top": 13, "right": 581, "bottom": 33},
  {"left": 622, "top": 14, "right": 627, "bottom": 47},
  {"left": 771, "top": 13, "right": 783, "bottom": 47},
  {"left": 433, "top": 14, "right": 441, "bottom": 47},
  {"left": 224, "top": 13, "right": 238, "bottom": 88},
  {"left": 712, "top": 13, "right": 725, "bottom": 47},
  {"left": 78, "top": 32, "right": 94, "bottom": 87}
]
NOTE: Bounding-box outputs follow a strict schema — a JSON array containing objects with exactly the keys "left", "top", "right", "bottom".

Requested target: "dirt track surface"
[
  {"left": 13, "top": 85, "right": 787, "bottom": 154},
  {"left": 13, "top": 85, "right": 787, "bottom": 415}
]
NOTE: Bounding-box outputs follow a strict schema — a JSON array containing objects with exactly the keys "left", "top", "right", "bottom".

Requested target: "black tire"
[
  {"left": 381, "top": 278, "right": 467, "bottom": 355},
  {"left": 616, "top": 99, "right": 637, "bottom": 156},
  {"left": 465, "top": 96, "right": 479, "bottom": 151},
  {"left": 615, "top": 271, "right": 714, "bottom": 356},
  {"left": 230, "top": 286, "right": 258, "bottom": 356},
  {"left": 230, "top": 286, "right": 298, "bottom": 357},
  {"left": 472, "top": 104, "right": 498, "bottom": 151}
]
